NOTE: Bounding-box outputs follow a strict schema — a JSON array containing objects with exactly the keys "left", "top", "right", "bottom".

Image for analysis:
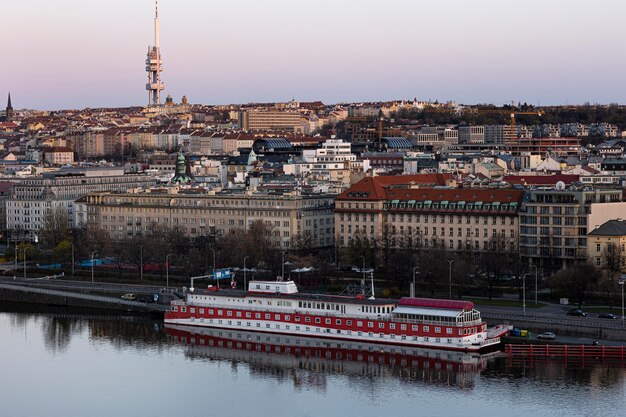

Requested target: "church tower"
[{"left": 5, "top": 93, "right": 14, "bottom": 122}]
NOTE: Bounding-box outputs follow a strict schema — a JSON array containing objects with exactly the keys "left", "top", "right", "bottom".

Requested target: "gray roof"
[{"left": 589, "top": 220, "right": 626, "bottom": 236}]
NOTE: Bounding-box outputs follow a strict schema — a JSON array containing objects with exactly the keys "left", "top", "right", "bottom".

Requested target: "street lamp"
[
  {"left": 532, "top": 264, "right": 538, "bottom": 305},
  {"left": 412, "top": 266, "right": 419, "bottom": 298},
  {"left": 522, "top": 273, "right": 527, "bottom": 316},
  {"left": 22, "top": 247, "right": 27, "bottom": 279},
  {"left": 91, "top": 251, "right": 98, "bottom": 285},
  {"left": 139, "top": 245, "right": 144, "bottom": 281},
  {"left": 70, "top": 242, "right": 75, "bottom": 278},
  {"left": 211, "top": 248, "right": 217, "bottom": 288},
  {"left": 619, "top": 275, "right": 626, "bottom": 327},
  {"left": 281, "top": 251, "right": 287, "bottom": 280},
  {"left": 243, "top": 256, "right": 249, "bottom": 291},
  {"left": 447, "top": 259, "right": 454, "bottom": 299},
  {"left": 360, "top": 255, "right": 366, "bottom": 293},
  {"left": 166, "top": 253, "right": 174, "bottom": 288}
]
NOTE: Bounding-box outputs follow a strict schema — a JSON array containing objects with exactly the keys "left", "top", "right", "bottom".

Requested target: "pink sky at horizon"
[{"left": 1, "top": 0, "right": 625, "bottom": 110}]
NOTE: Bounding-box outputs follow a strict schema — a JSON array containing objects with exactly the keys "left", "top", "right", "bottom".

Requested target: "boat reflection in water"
[{"left": 165, "top": 324, "right": 501, "bottom": 389}]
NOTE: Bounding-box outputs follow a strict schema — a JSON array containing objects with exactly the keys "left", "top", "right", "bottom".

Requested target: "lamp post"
[
  {"left": 91, "top": 251, "right": 97, "bottom": 285},
  {"left": 533, "top": 264, "right": 538, "bottom": 305},
  {"left": 281, "top": 251, "right": 287, "bottom": 280},
  {"left": 360, "top": 255, "right": 366, "bottom": 293},
  {"left": 14, "top": 243, "right": 18, "bottom": 275},
  {"left": 22, "top": 247, "right": 27, "bottom": 279},
  {"left": 139, "top": 245, "right": 144, "bottom": 281},
  {"left": 70, "top": 242, "right": 75, "bottom": 278},
  {"left": 522, "top": 273, "right": 527, "bottom": 316},
  {"left": 412, "top": 266, "right": 419, "bottom": 298},
  {"left": 243, "top": 256, "right": 249, "bottom": 291},
  {"left": 619, "top": 275, "right": 626, "bottom": 328},
  {"left": 211, "top": 248, "right": 217, "bottom": 288},
  {"left": 166, "top": 253, "right": 174, "bottom": 288},
  {"left": 447, "top": 259, "right": 454, "bottom": 299}
]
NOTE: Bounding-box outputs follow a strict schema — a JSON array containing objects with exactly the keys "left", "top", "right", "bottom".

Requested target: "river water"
[{"left": 1, "top": 309, "right": 624, "bottom": 417}]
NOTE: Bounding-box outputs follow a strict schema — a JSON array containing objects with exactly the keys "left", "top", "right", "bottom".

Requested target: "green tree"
[{"left": 551, "top": 263, "right": 601, "bottom": 308}]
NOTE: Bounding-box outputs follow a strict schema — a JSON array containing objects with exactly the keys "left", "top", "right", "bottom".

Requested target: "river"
[{"left": 0, "top": 308, "right": 624, "bottom": 417}]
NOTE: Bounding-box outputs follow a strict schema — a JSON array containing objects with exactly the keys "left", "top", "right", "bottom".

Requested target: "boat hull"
[{"left": 164, "top": 316, "right": 504, "bottom": 352}]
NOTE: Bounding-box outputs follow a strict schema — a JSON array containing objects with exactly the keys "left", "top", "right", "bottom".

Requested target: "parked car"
[
  {"left": 120, "top": 293, "right": 136, "bottom": 301},
  {"left": 597, "top": 313, "right": 617, "bottom": 320},
  {"left": 567, "top": 308, "right": 587, "bottom": 317},
  {"left": 537, "top": 332, "right": 556, "bottom": 340}
]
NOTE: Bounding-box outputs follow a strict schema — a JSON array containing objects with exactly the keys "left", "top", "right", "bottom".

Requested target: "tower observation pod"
[{"left": 146, "top": 0, "right": 165, "bottom": 107}]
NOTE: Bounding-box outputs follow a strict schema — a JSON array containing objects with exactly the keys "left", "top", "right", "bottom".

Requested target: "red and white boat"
[{"left": 164, "top": 279, "right": 511, "bottom": 352}]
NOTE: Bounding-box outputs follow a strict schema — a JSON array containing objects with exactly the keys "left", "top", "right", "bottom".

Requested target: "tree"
[
  {"left": 599, "top": 243, "right": 625, "bottom": 309},
  {"left": 551, "top": 263, "right": 601, "bottom": 308},
  {"left": 40, "top": 207, "right": 71, "bottom": 249},
  {"left": 478, "top": 236, "right": 518, "bottom": 300},
  {"left": 52, "top": 240, "right": 73, "bottom": 267}
]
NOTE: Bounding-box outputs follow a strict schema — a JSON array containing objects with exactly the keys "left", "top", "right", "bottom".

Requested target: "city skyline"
[{"left": 2, "top": 0, "right": 626, "bottom": 110}]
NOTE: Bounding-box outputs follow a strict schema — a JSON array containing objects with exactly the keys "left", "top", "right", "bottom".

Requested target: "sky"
[{"left": 1, "top": 0, "right": 625, "bottom": 110}]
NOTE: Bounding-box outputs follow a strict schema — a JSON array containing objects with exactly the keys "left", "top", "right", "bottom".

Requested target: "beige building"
[
  {"left": 239, "top": 109, "right": 302, "bottom": 132},
  {"left": 588, "top": 220, "right": 626, "bottom": 269},
  {"left": 519, "top": 188, "right": 626, "bottom": 271},
  {"left": 43, "top": 147, "right": 74, "bottom": 165},
  {"left": 335, "top": 176, "right": 524, "bottom": 252},
  {"left": 81, "top": 190, "right": 336, "bottom": 249}
]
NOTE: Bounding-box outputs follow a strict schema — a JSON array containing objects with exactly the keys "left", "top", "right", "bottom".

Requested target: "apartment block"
[
  {"left": 238, "top": 109, "right": 302, "bottom": 132},
  {"left": 519, "top": 188, "right": 625, "bottom": 271},
  {"left": 81, "top": 190, "right": 336, "bottom": 249},
  {"left": 6, "top": 169, "right": 156, "bottom": 240},
  {"left": 335, "top": 176, "right": 523, "bottom": 252}
]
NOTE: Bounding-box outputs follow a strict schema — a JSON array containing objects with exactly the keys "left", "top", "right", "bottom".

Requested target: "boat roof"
[
  {"left": 190, "top": 287, "right": 397, "bottom": 306},
  {"left": 398, "top": 297, "right": 475, "bottom": 311},
  {"left": 393, "top": 306, "right": 463, "bottom": 318}
]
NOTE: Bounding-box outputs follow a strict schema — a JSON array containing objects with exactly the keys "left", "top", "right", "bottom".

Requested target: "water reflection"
[
  {"left": 165, "top": 324, "right": 498, "bottom": 390},
  {"left": 485, "top": 354, "right": 626, "bottom": 388}
]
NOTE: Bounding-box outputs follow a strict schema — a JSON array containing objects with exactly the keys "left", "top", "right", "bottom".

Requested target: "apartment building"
[
  {"left": 6, "top": 169, "right": 156, "bottom": 240},
  {"left": 484, "top": 125, "right": 516, "bottom": 144},
  {"left": 519, "top": 188, "right": 626, "bottom": 270},
  {"left": 588, "top": 220, "right": 626, "bottom": 268},
  {"left": 238, "top": 109, "right": 302, "bottom": 132},
  {"left": 458, "top": 126, "right": 485, "bottom": 144},
  {"left": 335, "top": 176, "right": 523, "bottom": 252},
  {"left": 81, "top": 190, "right": 336, "bottom": 249}
]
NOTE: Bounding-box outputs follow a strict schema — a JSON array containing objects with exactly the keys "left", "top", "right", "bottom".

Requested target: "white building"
[{"left": 6, "top": 169, "right": 156, "bottom": 240}]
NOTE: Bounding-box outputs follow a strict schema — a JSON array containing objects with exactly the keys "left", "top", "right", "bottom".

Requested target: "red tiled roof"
[
  {"left": 337, "top": 174, "right": 455, "bottom": 200},
  {"left": 398, "top": 297, "right": 474, "bottom": 310}
]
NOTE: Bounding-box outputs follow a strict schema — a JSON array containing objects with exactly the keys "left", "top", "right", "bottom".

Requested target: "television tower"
[{"left": 146, "top": 1, "right": 165, "bottom": 107}]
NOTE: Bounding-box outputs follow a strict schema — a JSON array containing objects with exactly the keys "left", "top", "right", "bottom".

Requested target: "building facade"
[
  {"left": 335, "top": 176, "right": 523, "bottom": 252},
  {"left": 6, "top": 170, "right": 156, "bottom": 239},
  {"left": 519, "top": 188, "right": 626, "bottom": 270},
  {"left": 81, "top": 190, "right": 336, "bottom": 249}
]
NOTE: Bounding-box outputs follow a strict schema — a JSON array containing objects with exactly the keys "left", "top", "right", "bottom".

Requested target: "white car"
[{"left": 537, "top": 332, "right": 556, "bottom": 340}]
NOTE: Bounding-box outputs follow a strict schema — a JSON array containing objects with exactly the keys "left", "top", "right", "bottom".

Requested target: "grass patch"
[{"left": 466, "top": 297, "right": 545, "bottom": 308}]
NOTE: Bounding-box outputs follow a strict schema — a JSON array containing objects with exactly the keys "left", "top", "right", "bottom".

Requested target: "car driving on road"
[
  {"left": 567, "top": 308, "right": 587, "bottom": 317},
  {"left": 537, "top": 332, "right": 556, "bottom": 340}
]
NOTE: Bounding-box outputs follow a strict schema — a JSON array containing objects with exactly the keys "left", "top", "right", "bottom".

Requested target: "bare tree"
[{"left": 551, "top": 263, "right": 600, "bottom": 308}]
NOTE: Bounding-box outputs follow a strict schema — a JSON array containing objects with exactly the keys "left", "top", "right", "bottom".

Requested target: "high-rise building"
[{"left": 146, "top": 1, "right": 165, "bottom": 107}]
